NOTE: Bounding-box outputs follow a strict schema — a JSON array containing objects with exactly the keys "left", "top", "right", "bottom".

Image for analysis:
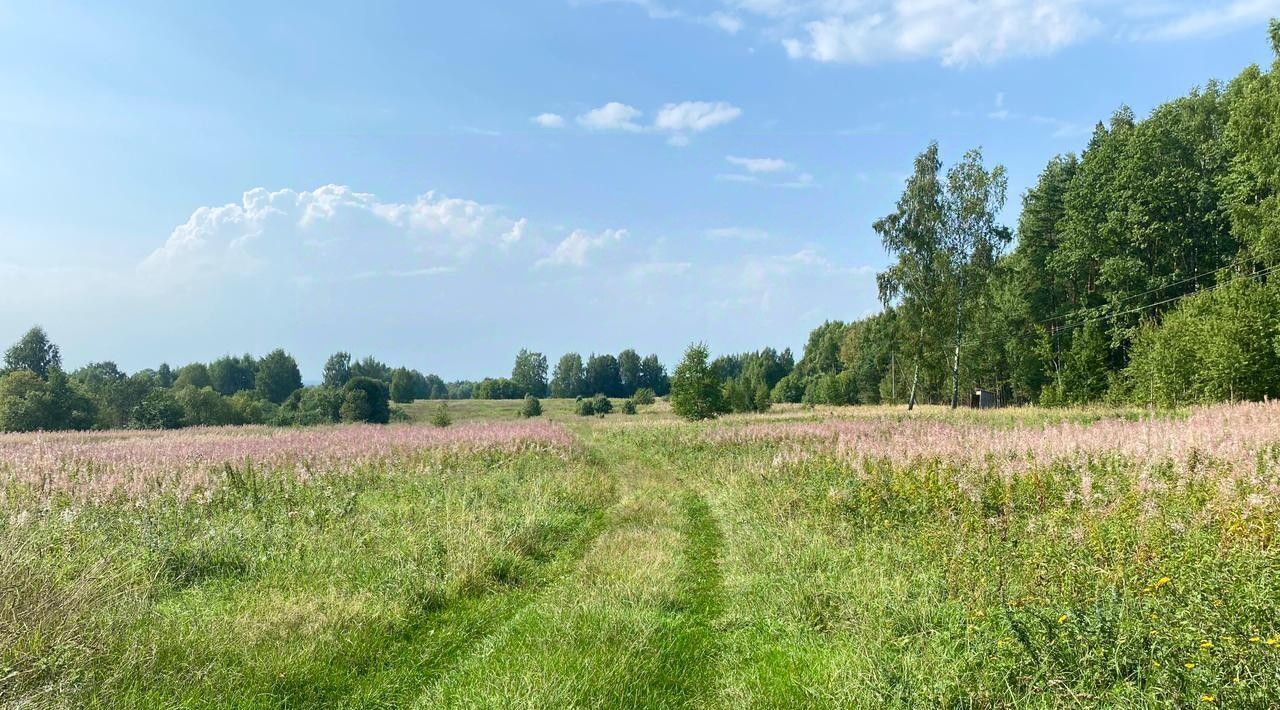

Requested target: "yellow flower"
[
  {"left": 1202, "top": 695, "right": 1215, "bottom": 703},
  {"left": 1152, "top": 661, "right": 1161, "bottom": 668},
  {"left": 1058, "top": 614, "right": 1068, "bottom": 624},
  {"left": 1153, "top": 576, "right": 1171, "bottom": 589},
  {"left": 1200, "top": 641, "right": 1214, "bottom": 649},
  {"left": 1250, "top": 636, "right": 1262, "bottom": 643},
  {"left": 1268, "top": 637, "right": 1279, "bottom": 647},
  {"left": 1185, "top": 663, "right": 1196, "bottom": 669}
]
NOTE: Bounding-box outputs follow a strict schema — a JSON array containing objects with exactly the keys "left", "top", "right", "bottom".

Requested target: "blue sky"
[{"left": 2, "top": 1, "right": 1277, "bottom": 380}]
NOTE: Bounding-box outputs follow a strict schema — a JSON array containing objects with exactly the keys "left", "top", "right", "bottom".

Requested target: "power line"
[
  {"left": 1049, "top": 260, "right": 1280, "bottom": 334},
  {"left": 1038, "top": 243, "right": 1280, "bottom": 328}
]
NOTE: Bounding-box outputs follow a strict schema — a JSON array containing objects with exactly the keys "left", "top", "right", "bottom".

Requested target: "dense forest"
[{"left": 3, "top": 22, "right": 1278, "bottom": 431}]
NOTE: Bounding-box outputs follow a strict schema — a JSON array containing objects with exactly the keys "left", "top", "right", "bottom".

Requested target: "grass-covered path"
[{"left": 416, "top": 425, "right": 728, "bottom": 708}]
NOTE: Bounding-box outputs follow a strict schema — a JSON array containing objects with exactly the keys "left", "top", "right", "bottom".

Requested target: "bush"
[
  {"left": 131, "top": 389, "right": 185, "bottom": 429},
  {"left": 430, "top": 401, "right": 452, "bottom": 427},
  {"left": 631, "top": 387, "right": 656, "bottom": 405},
  {"left": 622, "top": 399, "right": 637, "bottom": 415},
  {"left": 519, "top": 395, "right": 542, "bottom": 418},
  {"left": 339, "top": 389, "right": 371, "bottom": 423},
  {"left": 591, "top": 393, "right": 612, "bottom": 415},
  {"left": 343, "top": 376, "right": 390, "bottom": 424},
  {"left": 575, "top": 397, "right": 595, "bottom": 417}
]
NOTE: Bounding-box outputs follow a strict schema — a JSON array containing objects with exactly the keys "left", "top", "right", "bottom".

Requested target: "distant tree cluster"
[
  {"left": 474, "top": 348, "right": 670, "bottom": 401},
  {"left": 0, "top": 332, "right": 452, "bottom": 432}
]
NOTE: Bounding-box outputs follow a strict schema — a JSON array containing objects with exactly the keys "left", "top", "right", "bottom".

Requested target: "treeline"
[
  {"left": 471, "top": 349, "right": 671, "bottom": 400},
  {"left": 792, "top": 22, "right": 1280, "bottom": 409},
  {"left": 0, "top": 328, "right": 466, "bottom": 432}
]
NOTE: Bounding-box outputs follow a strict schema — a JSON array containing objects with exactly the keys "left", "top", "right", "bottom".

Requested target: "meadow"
[{"left": 4, "top": 401, "right": 1280, "bottom": 707}]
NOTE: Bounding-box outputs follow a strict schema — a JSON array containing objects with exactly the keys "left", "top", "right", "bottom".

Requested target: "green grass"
[{"left": 5, "top": 405, "right": 1280, "bottom": 707}]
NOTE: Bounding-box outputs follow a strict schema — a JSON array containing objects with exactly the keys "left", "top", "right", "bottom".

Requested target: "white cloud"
[
  {"left": 726, "top": 155, "right": 791, "bottom": 173},
  {"left": 600, "top": 0, "right": 1279, "bottom": 66},
  {"left": 781, "top": 1, "right": 1095, "bottom": 66},
  {"left": 577, "top": 102, "right": 644, "bottom": 131},
  {"left": 1138, "top": 0, "right": 1280, "bottom": 40},
  {"left": 708, "top": 11, "right": 744, "bottom": 33},
  {"left": 537, "top": 228, "right": 628, "bottom": 267},
  {"left": 139, "top": 185, "right": 528, "bottom": 284},
  {"left": 654, "top": 101, "right": 742, "bottom": 133},
  {"left": 531, "top": 112, "right": 566, "bottom": 128}
]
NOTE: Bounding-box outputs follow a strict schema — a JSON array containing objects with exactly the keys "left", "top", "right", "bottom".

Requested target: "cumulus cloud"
[
  {"left": 577, "top": 102, "right": 644, "bottom": 131},
  {"left": 531, "top": 112, "right": 565, "bottom": 128},
  {"left": 139, "top": 185, "right": 528, "bottom": 284},
  {"left": 537, "top": 228, "right": 628, "bottom": 267}
]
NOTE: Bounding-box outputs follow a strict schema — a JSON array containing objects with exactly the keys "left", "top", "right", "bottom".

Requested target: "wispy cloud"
[
  {"left": 586, "top": 0, "right": 1278, "bottom": 67},
  {"left": 726, "top": 155, "right": 791, "bottom": 173}
]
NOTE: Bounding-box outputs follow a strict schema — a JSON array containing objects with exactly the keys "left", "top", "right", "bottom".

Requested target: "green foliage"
[
  {"left": 618, "top": 349, "right": 642, "bottom": 396},
  {"left": 350, "top": 356, "right": 392, "bottom": 383},
  {"left": 322, "top": 352, "right": 353, "bottom": 388},
  {"left": 670, "top": 343, "right": 726, "bottom": 421},
  {"left": 430, "top": 400, "right": 452, "bottom": 427},
  {"left": 1127, "top": 276, "right": 1280, "bottom": 406},
  {"left": 3, "top": 326, "right": 61, "bottom": 379},
  {"left": 586, "top": 354, "right": 623, "bottom": 398},
  {"left": 511, "top": 350, "right": 549, "bottom": 398},
  {"left": 631, "top": 387, "right": 656, "bottom": 406},
  {"left": 591, "top": 393, "right": 612, "bottom": 415},
  {"left": 390, "top": 368, "right": 431, "bottom": 404},
  {"left": 343, "top": 377, "right": 390, "bottom": 424},
  {"left": 638, "top": 354, "right": 670, "bottom": 396},
  {"left": 550, "top": 353, "right": 586, "bottom": 398},
  {"left": 174, "top": 363, "right": 212, "bottom": 390},
  {"left": 210, "top": 355, "right": 257, "bottom": 396},
  {"left": 255, "top": 349, "right": 302, "bottom": 404},
  {"left": 0, "top": 369, "right": 96, "bottom": 432},
  {"left": 621, "top": 398, "right": 637, "bottom": 415},
  {"left": 474, "top": 377, "right": 522, "bottom": 400},
  {"left": 519, "top": 395, "right": 543, "bottom": 418},
  {"left": 174, "top": 386, "right": 234, "bottom": 427},
  {"left": 575, "top": 396, "right": 595, "bottom": 417},
  {"left": 131, "top": 389, "right": 185, "bottom": 430},
  {"left": 339, "top": 388, "right": 371, "bottom": 423}
]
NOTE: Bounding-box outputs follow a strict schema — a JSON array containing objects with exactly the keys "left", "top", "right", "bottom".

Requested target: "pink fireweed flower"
[{"left": 0, "top": 421, "right": 577, "bottom": 506}]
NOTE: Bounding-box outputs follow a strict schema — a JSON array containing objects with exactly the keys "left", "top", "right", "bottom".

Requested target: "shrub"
[
  {"left": 575, "top": 397, "right": 595, "bottom": 416},
  {"left": 430, "top": 401, "right": 452, "bottom": 427},
  {"left": 519, "top": 395, "right": 543, "bottom": 418},
  {"left": 631, "top": 387, "right": 656, "bottom": 405},
  {"left": 339, "top": 388, "right": 371, "bottom": 423},
  {"left": 622, "top": 399, "right": 637, "bottom": 415},
  {"left": 343, "top": 376, "right": 391, "bottom": 424},
  {"left": 591, "top": 393, "right": 613, "bottom": 415},
  {"left": 131, "top": 388, "right": 185, "bottom": 429}
]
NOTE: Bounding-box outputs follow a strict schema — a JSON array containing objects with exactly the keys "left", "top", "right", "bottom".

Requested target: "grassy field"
[{"left": 4, "top": 401, "right": 1280, "bottom": 707}]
